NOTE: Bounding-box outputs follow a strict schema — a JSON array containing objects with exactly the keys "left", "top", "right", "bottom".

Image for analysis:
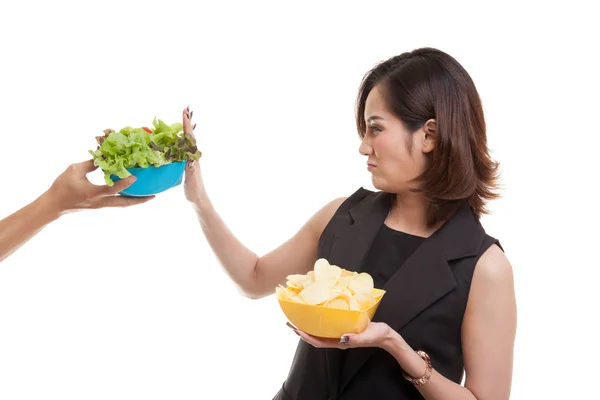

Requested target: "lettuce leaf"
[{"left": 89, "top": 118, "right": 201, "bottom": 186}]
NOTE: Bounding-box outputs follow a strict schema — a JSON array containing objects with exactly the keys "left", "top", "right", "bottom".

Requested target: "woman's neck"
[{"left": 385, "top": 193, "right": 441, "bottom": 238}]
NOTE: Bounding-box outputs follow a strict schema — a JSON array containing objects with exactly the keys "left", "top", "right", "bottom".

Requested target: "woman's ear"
[{"left": 422, "top": 119, "right": 436, "bottom": 153}]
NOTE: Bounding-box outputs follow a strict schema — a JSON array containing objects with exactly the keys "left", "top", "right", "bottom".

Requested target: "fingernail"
[
  {"left": 187, "top": 161, "right": 194, "bottom": 169},
  {"left": 286, "top": 322, "right": 294, "bottom": 329},
  {"left": 340, "top": 335, "right": 350, "bottom": 344}
]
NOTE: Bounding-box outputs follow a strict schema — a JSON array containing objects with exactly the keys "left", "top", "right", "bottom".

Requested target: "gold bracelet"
[{"left": 402, "top": 350, "right": 432, "bottom": 386}]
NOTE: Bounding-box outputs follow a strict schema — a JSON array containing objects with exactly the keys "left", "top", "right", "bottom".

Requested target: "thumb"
[
  {"left": 109, "top": 175, "right": 137, "bottom": 194},
  {"left": 184, "top": 159, "right": 198, "bottom": 178},
  {"left": 340, "top": 333, "right": 361, "bottom": 346},
  {"left": 89, "top": 175, "right": 136, "bottom": 198}
]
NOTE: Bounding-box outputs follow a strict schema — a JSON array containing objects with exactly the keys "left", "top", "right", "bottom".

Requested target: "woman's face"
[{"left": 359, "top": 85, "right": 432, "bottom": 194}]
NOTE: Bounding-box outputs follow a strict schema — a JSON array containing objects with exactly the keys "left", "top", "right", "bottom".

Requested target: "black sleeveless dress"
[
  {"left": 337, "top": 224, "right": 425, "bottom": 377},
  {"left": 274, "top": 188, "right": 502, "bottom": 400}
]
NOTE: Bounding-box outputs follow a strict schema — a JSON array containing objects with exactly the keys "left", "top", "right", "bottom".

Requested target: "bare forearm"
[
  {"left": 416, "top": 369, "right": 477, "bottom": 400},
  {"left": 191, "top": 185, "right": 261, "bottom": 297},
  {"left": 382, "top": 331, "right": 479, "bottom": 400},
  {"left": 0, "top": 191, "right": 61, "bottom": 264}
]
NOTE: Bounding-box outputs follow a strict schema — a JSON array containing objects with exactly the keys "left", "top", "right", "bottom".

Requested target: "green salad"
[{"left": 89, "top": 118, "right": 202, "bottom": 186}]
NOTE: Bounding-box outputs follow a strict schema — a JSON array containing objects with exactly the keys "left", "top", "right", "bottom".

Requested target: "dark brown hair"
[{"left": 356, "top": 47, "right": 501, "bottom": 225}]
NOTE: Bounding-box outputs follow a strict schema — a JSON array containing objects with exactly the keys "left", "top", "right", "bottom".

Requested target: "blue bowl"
[{"left": 109, "top": 161, "right": 186, "bottom": 197}]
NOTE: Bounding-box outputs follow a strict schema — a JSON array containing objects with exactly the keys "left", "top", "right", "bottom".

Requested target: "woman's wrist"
[
  {"left": 185, "top": 167, "right": 208, "bottom": 209},
  {"left": 189, "top": 189, "right": 208, "bottom": 211},
  {"left": 380, "top": 327, "right": 428, "bottom": 378}
]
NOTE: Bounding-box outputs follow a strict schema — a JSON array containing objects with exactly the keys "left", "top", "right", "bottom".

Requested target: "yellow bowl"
[{"left": 278, "top": 289, "right": 386, "bottom": 338}]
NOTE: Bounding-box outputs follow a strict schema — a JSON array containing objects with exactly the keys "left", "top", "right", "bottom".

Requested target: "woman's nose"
[{"left": 359, "top": 139, "right": 372, "bottom": 156}]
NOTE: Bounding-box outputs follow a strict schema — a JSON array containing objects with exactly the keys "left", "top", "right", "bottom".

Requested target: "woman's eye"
[{"left": 369, "top": 125, "right": 382, "bottom": 133}]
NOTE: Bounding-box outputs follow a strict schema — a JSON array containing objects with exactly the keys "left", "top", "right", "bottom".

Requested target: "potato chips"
[{"left": 275, "top": 258, "right": 382, "bottom": 311}]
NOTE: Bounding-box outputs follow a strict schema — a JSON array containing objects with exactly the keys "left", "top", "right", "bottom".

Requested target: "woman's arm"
[
  {"left": 381, "top": 244, "right": 517, "bottom": 400},
  {"left": 0, "top": 160, "right": 151, "bottom": 264},
  {"left": 186, "top": 164, "right": 345, "bottom": 298},
  {"left": 181, "top": 107, "right": 346, "bottom": 299}
]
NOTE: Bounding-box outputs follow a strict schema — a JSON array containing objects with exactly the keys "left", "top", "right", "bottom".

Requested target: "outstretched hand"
[
  {"left": 45, "top": 160, "right": 154, "bottom": 214},
  {"left": 182, "top": 106, "right": 203, "bottom": 205}
]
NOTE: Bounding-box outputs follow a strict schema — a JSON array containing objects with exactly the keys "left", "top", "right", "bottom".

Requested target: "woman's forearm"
[
  {"left": 190, "top": 182, "right": 261, "bottom": 297},
  {"left": 382, "top": 330, "right": 479, "bottom": 400},
  {"left": 0, "top": 191, "right": 61, "bottom": 264}
]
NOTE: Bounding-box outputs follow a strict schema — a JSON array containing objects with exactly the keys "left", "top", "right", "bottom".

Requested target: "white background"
[{"left": 0, "top": 1, "right": 598, "bottom": 399}]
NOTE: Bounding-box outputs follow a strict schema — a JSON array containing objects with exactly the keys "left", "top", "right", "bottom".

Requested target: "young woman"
[{"left": 182, "top": 47, "right": 516, "bottom": 400}]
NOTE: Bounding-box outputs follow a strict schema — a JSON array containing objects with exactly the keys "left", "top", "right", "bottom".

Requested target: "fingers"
[
  {"left": 109, "top": 175, "right": 137, "bottom": 194},
  {"left": 92, "top": 195, "right": 155, "bottom": 208},
  {"left": 183, "top": 106, "right": 191, "bottom": 122},
  {"left": 85, "top": 175, "right": 154, "bottom": 206},
  {"left": 183, "top": 106, "right": 197, "bottom": 137},
  {"left": 286, "top": 322, "right": 297, "bottom": 330},
  {"left": 286, "top": 322, "right": 301, "bottom": 338},
  {"left": 88, "top": 175, "right": 136, "bottom": 198},
  {"left": 286, "top": 322, "right": 355, "bottom": 349},
  {"left": 286, "top": 323, "right": 322, "bottom": 346},
  {"left": 295, "top": 329, "right": 330, "bottom": 348}
]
